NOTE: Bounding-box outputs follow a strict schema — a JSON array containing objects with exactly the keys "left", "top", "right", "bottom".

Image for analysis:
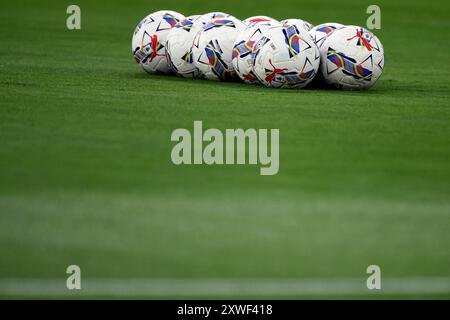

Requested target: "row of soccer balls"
[{"left": 132, "top": 10, "right": 385, "bottom": 90}]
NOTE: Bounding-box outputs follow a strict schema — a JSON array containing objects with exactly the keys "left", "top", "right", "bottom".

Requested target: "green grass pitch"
[{"left": 0, "top": 0, "right": 449, "bottom": 298}]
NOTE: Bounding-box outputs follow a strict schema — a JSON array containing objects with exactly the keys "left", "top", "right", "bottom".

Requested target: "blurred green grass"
[{"left": 0, "top": 0, "right": 449, "bottom": 298}]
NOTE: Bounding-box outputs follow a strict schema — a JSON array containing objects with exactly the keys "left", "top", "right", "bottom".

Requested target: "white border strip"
[{"left": 1, "top": 278, "right": 449, "bottom": 297}]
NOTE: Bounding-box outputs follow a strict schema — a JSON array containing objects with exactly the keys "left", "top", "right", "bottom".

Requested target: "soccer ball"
[
  {"left": 192, "top": 16, "right": 246, "bottom": 80},
  {"left": 243, "top": 16, "right": 279, "bottom": 27},
  {"left": 320, "top": 25, "right": 384, "bottom": 90},
  {"left": 252, "top": 25, "right": 320, "bottom": 88},
  {"left": 166, "top": 16, "right": 202, "bottom": 78},
  {"left": 309, "top": 22, "right": 344, "bottom": 48},
  {"left": 165, "top": 13, "right": 231, "bottom": 78},
  {"left": 132, "top": 10, "right": 185, "bottom": 74},
  {"left": 232, "top": 18, "right": 279, "bottom": 84},
  {"left": 281, "top": 19, "right": 313, "bottom": 32}
]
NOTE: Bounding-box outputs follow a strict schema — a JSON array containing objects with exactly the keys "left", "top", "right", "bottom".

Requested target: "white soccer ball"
[
  {"left": 252, "top": 25, "right": 320, "bottom": 88},
  {"left": 232, "top": 18, "right": 280, "bottom": 84},
  {"left": 281, "top": 19, "right": 313, "bottom": 32},
  {"left": 165, "top": 13, "right": 230, "bottom": 78},
  {"left": 243, "top": 16, "right": 279, "bottom": 28},
  {"left": 166, "top": 16, "right": 202, "bottom": 78},
  {"left": 320, "top": 25, "right": 385, "bottom": 90},
  {"left": 192, "top": 16, "right": 246, "bottom": 80},
  {"left": 309, "top": 22, "right": 344, "bottom": 48},
  {"left": 132, "top": 10, "right": 185, "bottom": 74}
]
